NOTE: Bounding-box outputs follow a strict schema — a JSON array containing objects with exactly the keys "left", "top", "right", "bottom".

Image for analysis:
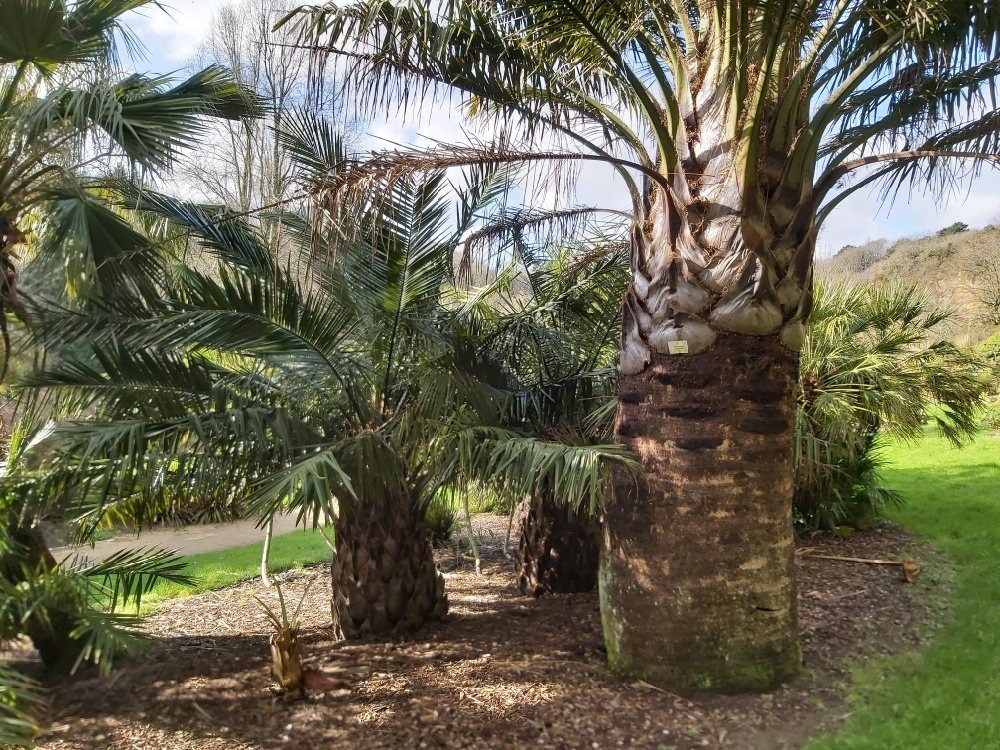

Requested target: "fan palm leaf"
[
  {"left": 0, "top": 1, "right": 264, "bottom": 379},
  {"left": 796, "top": 282, "right": 989, "bottom": 528}
]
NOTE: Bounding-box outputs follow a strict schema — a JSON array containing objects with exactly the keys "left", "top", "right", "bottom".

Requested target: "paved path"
[{"left": 53, "top": 513, "right": 317, "bottom": 564}]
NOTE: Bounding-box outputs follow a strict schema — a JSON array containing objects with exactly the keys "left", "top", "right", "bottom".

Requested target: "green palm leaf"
[{"left": 0, "top": 660, "right": 42, "bottom": 747}]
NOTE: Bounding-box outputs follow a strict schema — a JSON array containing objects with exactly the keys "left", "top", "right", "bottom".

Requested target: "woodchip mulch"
[{"left": 12, "top": 516, "right": 948, "bottom": 749}]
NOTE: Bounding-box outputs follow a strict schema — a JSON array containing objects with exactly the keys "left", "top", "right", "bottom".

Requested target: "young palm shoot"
[{"left": 255, "top": 580, "right": 314, "bottom": 696}]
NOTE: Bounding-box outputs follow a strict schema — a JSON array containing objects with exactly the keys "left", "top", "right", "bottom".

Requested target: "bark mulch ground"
[{"left": 17, "top": 516, "right": 949, "bottom": 750}]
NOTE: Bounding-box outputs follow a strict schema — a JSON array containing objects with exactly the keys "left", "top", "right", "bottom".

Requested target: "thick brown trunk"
[
  {"left": 515, "top": 487, "right": 600, "bottom": 596},
  {"left": 602, "top": 332, "right": 800, "bottom": 692},
  {"left": 1, "top": 522, "right": 81, "bottom": 671},
  {"left": 331, "top": 497, "right": 447, "bottom": 639}
]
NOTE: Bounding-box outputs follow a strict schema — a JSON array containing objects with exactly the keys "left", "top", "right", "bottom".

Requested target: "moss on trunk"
[{"left": 602, "top": 333, "right": 801, "bottom": 692}]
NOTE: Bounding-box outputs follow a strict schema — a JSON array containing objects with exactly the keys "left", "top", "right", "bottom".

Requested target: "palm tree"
[
  {"left": 0, "top": 0, "right": 262, "bottom": 672},
  {"left": 0, "top": 0, "right": 262, "bottom": 351},
  {"left": 281, "top": 0, "right": 1000, "bottom": 689},
  {"left": 21, "top": 126, "right": 633, "bottom": 639},
  {"left": 456, "top": 241, "right": 627, "bottom": 595},
  {"left": 796, "top": 282, "right": 987, "bottom": 529}
]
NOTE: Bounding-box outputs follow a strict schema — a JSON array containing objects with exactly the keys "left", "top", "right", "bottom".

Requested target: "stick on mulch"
[{"left": 798, "top": 549, "right": 921, "bottom": 582}]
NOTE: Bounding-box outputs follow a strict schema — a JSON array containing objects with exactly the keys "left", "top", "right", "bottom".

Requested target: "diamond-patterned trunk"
[
  {"left": 603, "top": 333, "right": 800, "bottom": 692},
  {"left": 330, "top": 497, "right": 447, "bottom": 639},
  {"left": 515, "top": 486, "right": 600, "bottom": 597}
]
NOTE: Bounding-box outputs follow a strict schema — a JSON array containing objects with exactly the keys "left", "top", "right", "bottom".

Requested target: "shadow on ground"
[{"left": 31, "top": 523, "right": 945, "bottom": 750}]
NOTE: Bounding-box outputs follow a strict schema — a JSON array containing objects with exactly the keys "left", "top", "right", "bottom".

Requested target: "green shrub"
[
  {"left": 937, "top": 221, "right": 970, "bottom": 236},
  {"left": 980, "top": 401, "right": 1000, "bottom": 433},
  {"left": 978, "top": 330, "right": 1000, "bottom": 356},
  {"left": 466, "top": 481, "right": 514, "bottom": 514},
  {"left": 426, "top": 490, "right": 459, "bottom": 542},
  {"left": 793, "top": 431, "right": 901, "bottom": 531},
  {"left": 796, "top": 283, "right": 988, "bottom": 530}
]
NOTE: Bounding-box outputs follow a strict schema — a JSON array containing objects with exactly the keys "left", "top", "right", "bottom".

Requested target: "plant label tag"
[{"left": 667, "top": 340, "right": 689, "bottom": 354}]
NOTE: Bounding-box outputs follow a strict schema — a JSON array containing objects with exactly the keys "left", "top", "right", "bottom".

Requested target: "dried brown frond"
[{"left": 456, "top": 207, "right": 629, "bottom": 287}]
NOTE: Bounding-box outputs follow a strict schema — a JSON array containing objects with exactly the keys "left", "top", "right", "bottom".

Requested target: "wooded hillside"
[{"left": 817, "top": 223, "right": 1000, "bottom": 346}]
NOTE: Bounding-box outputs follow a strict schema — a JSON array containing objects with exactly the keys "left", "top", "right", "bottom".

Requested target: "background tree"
[
  {"left": 824, "top": 240, "right": 888, "bottom": 276},
  {"left": 283, "top": 0, "right": 1000, "bottom": 690},
  {"left": 964, "top": 252, "right": 1000, "bottom": 326},
  {"left": 181, "top": 0, "right": 345, "bottom": 213},
  {"left": 937, "top": 221, "right": 970, "bottom": 237}
]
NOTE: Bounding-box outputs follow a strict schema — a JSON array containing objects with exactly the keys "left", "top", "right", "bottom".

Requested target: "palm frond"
[
  {"left": 19, "top": 66, "right": 264, "bottom": 173},
  {"left": 0, "top": 0, "right": 147, "bottom": 67},
  {"left": 796, "top": 280, "right": 989, "bottom": 528},
  {"left": 27, "top": 184, "right": 163, "bottom": 304},
  {"left": 108, "top": 181, "right": 276, "bottom": 273},
  {"left": 275, "top": 108, "right": 346, "bottom": 186},
  {"left": 243, "top": 447, "right": 355, "bottom": 522},
  {"left": 0, "top": 661, "right": 43, "bottom": 748},
  {"left": 67, "top": 607, "right": 146, "bottom": 675},
  {"left": 467, "top": 428, "right": 637, "bottom": 515},
  {"left": 75, "top": 546, "right": 194, "bottom": 611}
]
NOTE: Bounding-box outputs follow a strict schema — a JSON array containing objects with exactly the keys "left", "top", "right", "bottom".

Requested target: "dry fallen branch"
[{"left": 797, "top": 552, "right": 920, "bottom": 582}]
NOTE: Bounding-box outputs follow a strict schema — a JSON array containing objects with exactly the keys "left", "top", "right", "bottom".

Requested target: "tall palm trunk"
[
  {"left": 515, "top": 485, "right": 599, "bottom": 596},
  {"left": 331, "top": 496, "right": 447, "bottom": 639},
  {"left": 602, "top": 333, "right": 800, "bottom": 691},
  {"left": 598, "top": 83, "right": 815, "bottom": 686}
]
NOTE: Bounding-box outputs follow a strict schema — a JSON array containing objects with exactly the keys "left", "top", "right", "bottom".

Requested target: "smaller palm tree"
[
  {"left": 1, "top": 392, "right": 196, "bottom": 670},
  {"left": 454, "top": 240, "right": 627, "bottom": 595},
  {"left": 19, "top": 126, "right": 633, "bottom": 639},
  {"left": 796, "top": 283, "right": 988, "bottom": 529}
]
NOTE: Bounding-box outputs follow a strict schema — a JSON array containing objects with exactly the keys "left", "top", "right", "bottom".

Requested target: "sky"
[{"left": 124, "top": 1, "right": 1000, "bottom": 257}]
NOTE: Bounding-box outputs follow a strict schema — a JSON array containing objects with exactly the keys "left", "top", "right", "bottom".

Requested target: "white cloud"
[
  {"left": 123, "top": 0, "right": 229, "bottom": 70},
  {"left": 818, "top": 168, "right": 1000, "bottom": 256}
]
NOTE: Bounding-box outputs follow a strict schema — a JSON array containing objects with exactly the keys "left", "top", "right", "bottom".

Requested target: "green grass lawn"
[
  {"left": 134, "top": 527, "right": 333, "bottom": 611},
  {"left": 809, "top": 430, "right": 1000, "bottom": 749}
]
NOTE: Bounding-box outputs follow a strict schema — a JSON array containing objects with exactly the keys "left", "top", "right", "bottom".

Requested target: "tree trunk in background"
[
  {"left": 331, "top": 497, "right": 447, "bottom": 639},
  {"left": 1, "top": 522, "right": 81, "bottom": 670},
  {"left": 515, "top": 487, "right": 600, "bottom": 596},
  {"left": 602, "top": 333, "right": 800, "bottom": 692}
]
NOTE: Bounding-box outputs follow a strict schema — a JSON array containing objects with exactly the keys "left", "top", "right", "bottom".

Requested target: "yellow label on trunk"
[{"left": 667, "top": 340, "right": 689, "bottom": 354}]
